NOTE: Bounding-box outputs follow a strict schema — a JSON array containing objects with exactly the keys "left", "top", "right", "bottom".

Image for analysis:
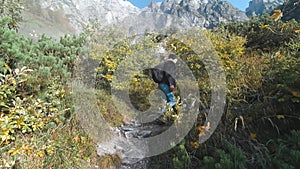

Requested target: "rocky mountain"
[
  {"left": 19, "top": 0, "right": 139, "bottom": 37},
  {"left": 19, "top": 0, "right": 249, "bottom": 37},
  {"left": 246, "top": 0, "right": 285, "bottom": 16},
  {"left": 39, "top": 0, "right": 139, "bottom": 29},
  {"left": 153, "top": 0, "right": 248, "bottom": 28},
  {"left": 119, "top": 0, "right": 249, "bottom": 34}
]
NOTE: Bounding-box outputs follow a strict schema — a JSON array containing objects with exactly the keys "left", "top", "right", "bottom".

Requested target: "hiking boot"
[
  {"left": 159, "top": 106, "right": 166, "bottom": 115},
  {"left": 155, "top": 118, "right": 167, "bottom": 125},
  {"left": 172, "top": 105, "right": 178, "bottom": 114}
]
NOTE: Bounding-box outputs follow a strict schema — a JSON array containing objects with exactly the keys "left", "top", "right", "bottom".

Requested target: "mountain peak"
[
  {"left": 246, "top": 0, "right": 285, "bottom": 16},
  {"left": 149, "top": 0, "right": 248, "bottom": 28},
  {"left": 33, "top": 0, "right": 139, "bottom": 31},
  {"left": 20, "top": 0, "right": 250, "bottom": 37}
]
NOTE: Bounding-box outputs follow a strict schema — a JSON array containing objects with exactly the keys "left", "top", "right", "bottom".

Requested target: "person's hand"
[{"left": 170, "top": 85, "right": 175, "bottom": 91}]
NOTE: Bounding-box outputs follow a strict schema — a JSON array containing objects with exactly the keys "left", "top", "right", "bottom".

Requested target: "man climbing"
[{"left": 151, "top": 54, "right": 178, "bottom": 114}]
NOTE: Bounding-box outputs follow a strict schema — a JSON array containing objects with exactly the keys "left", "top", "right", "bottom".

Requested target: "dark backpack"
[{"left": 151, "top": 68, "right": 164, "bottom": 83}]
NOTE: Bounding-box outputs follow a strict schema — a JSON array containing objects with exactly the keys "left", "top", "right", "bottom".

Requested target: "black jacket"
[{"left": 154, "top": 60, "right": 176, "bottom": 87}]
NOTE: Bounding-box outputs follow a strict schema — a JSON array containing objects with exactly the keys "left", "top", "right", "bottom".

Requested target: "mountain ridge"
[{"left": 19, "top": 0, "right": 252, "bottom": 37}]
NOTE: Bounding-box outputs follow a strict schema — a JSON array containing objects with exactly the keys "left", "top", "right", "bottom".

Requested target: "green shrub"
[
  {"left": 268, "top": 130, "right": 300, "bottom": 169},
  {"left": 0, "top": 12, "right": 100, "bottom": 168},
  {"left": 172, "top": 141, "right": 191, "bottom": 169},
  {"left": 263, "top": 53, "right": 300, "bottom": 103},
  {"left": 221, "top": 15, "right": 300, "bottom": 51},
  {"left": 199, "top": 142, "right": 246, "bottom": 169},
  {"left": 0, "top": 0, "right": 23, "bottom": 30}
]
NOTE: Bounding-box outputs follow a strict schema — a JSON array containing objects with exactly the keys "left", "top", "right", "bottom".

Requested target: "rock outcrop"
[
  {"left": 147, "top": 0, "right": 248, "bottom": 28},
  {"left": 246, "top": 0, "right": 285, "bottom": 16}
]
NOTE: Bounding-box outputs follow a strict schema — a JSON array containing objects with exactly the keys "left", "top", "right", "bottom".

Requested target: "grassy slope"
[{"left": 18, "top": 4, "right": 76, "bottom": 39}]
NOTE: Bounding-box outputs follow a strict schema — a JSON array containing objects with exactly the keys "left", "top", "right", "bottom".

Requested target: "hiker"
[{"left": 151, "top": 54, "right": 178, "bottom": 113}]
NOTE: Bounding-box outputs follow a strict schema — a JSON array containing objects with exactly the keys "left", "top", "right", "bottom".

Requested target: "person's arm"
[
  {"left": 167, "top": 74, "right": 176, "bottom": 88},
  {"left": 165, "top": 61, "right": 176, "bottom": 90}
]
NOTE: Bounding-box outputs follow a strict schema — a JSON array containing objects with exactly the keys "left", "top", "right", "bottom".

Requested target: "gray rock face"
[
  {"left": 120, "top": 11, "right": 192, "bottom": 35},
  {"left": 97, "top": 120, "right": 170, "bottom": 169},
  {"left": 21, "top": 0, "right": 250, "bottom": 37},
  {"left": 22, "top": 0, "right": 139, "bottom": 35},
  {"left": 122, "top": 0, "right": 248, "bottom": 33},
  {"left": 147, "top": 0, "right": 249, "bottom": 28},
  {"left": 39, "top": 0, "right": 139, "bottom": 31},
  {"left": 246, "top": 0, "right": 285, "bottom": 16}
]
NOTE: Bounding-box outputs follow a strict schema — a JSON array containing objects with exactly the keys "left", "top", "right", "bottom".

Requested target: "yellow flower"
[
  {"left": 197, "top": 122, "right": 211, "bottom": 131},
  {"left": 295, "top": 30, "right": 300, "bottom": 33},
  {"left": 197, "top": 126, "right": 205, "bottom": 131},
  {"left": 276, "top": 115, "right": 285, "bottom": 119},
  {"left": 46, "top": 148, "right": 54, "bottom": 155},
  {"left": 250, "top": 133, "right": 257, "bottom": 139},
  {"left": 191, "top": 141, "right": 200, "bottom": 149},
  {"left": 198, "top": 131, "right": 206, "bottom": 137},
  {"left": 259, "top": 25, "right": 269, "bottom": 29},
  {"left": 104, "top": 74, "right": 114, "bottom": 81},
  {"left": 8, "top": 149, "right": 18, "bottom": 155},
  {"left": 271, "top": 10, "right": 283, "bottom": 21},
  {"left": 282, "top": 23, "right": 288, "bottom": 27},
  {"left": 4, "top": 64, "right": 11, "bottom": 71},
  {"left": 36, "top": 151, "right": 45, "bottom": 158},
  {"left": 12, "top": 23, "right": 17, "bottom": 27},
  {"left": 286, "top": 87, "right": 300, "bottom": 97},
  {"left": 74, "top": 136, "right": 80, "bottom": 142}
]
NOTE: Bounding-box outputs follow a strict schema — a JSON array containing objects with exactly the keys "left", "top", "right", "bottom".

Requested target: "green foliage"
[
  {"left": 1, "top": 3, "right": 298, "bottom": 167},
  {"left": 0, "top": 0, "right": 24, "bottom": 30},
  {"left": 284, "top": 35, "right": 300, "bottom": 56},
  {"left": 218, "top": 14, "right": 300, "bottom": 104},
  {"left": 0, "top": 63, "right": 97, "bottom": 167},
  {"left": 0, "top": 66, "right": 36, "bottom": 143},
  {"left": 268, "top": 130, "right": 300, "bottom": 169},
  {"left": 264, "top": 54, "right": 300, "bottom": 103},
  {"left": 95, "top": 90, "right": 124, "bottom": 126},
  {"left": 172, "top": 141, "right": 191, "bottom": 169},
  {"left": 86, "top": 27, "right": 161, "bottom": 111},
  {"left": 95, "top": 40, "right": 132, "bottom": 90},
  {"left": 0, "top": 17, "right": 86, "bottom": 93},
  {"left": 94, "top": 35, "right": 157, "bottom": 86},
  {"left": 0, "top": 13, "right": 99, "bottom": 168},
  {"left": 0, "top": 118, "right": 98, "bottom": 169},
  {"left": 221, "top": 14, "right": 300, "bottom": 50},
  {"left": 165, "top": 29, "right": 264, "bottom": 105},
  {"left": 87, "top": 21, "right": 300, "bottom": 169},
  {"left": 207, "top": 30, "right": 260, "bottom": 104},
  {"left": 198, "top": 142, "right": 246, "bottom": 169},
  {"left": 147, "top": 18, "right": 299, "bottom": 169},
  {"left": 86, "top": 23, "right": 299, "bottom": 169}
]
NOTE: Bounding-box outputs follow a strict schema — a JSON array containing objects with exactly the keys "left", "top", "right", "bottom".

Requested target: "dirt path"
[{"left": 97, "top": 119, "right": 169, "bottom": 169}]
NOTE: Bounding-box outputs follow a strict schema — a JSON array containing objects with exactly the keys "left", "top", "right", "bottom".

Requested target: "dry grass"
[{"left": 97, "top": 154, "right": 122, "bottom": 169}]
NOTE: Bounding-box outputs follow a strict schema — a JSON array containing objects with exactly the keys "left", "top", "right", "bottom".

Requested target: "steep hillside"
[
  {"left": 19, "top": 0, "right": 139, "bottom": 37},
  {"left": 19, "top": 1, "right": 75, "bottom": 39}
]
